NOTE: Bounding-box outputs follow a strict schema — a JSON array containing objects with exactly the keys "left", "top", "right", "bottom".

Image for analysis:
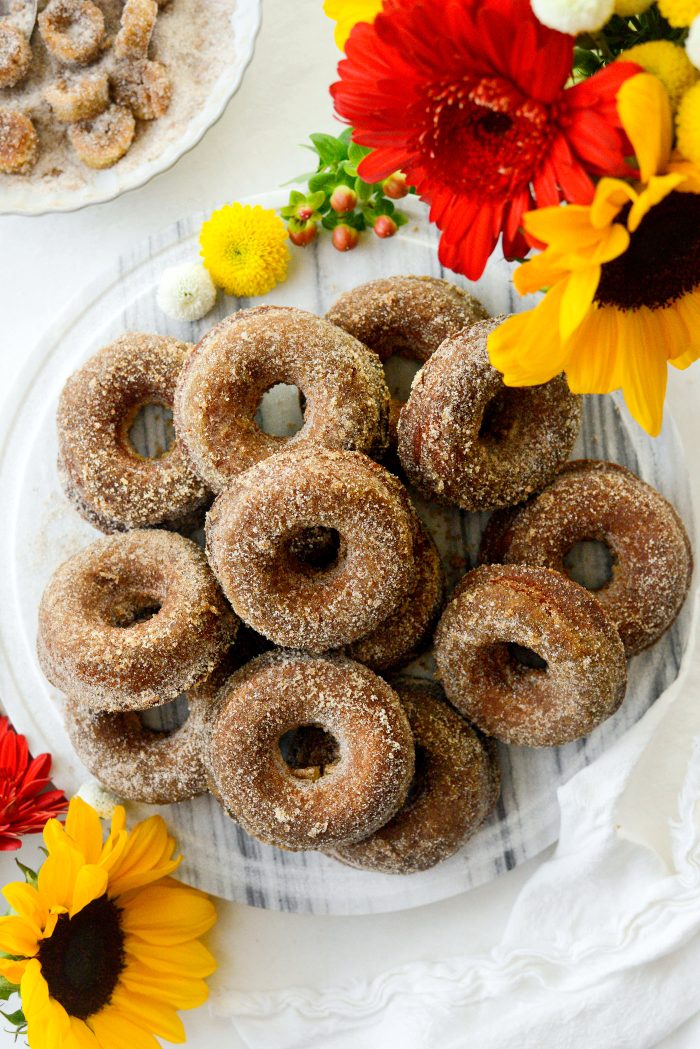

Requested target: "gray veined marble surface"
[{"left": 0, "top": 195, "right": 693, "bottom": 914}]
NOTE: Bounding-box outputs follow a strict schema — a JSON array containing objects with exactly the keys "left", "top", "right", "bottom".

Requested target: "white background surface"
[{"left": 1, "top": 1, "right": 699, "bottom": 1045}]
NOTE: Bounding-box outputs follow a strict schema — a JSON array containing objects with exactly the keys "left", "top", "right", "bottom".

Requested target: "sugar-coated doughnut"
[
  {"left": 114, "top": 0, "right": 159, "bottom": 59},
  {"left": 68, "top": 104, "right": 135, "bottom": 168},
  {"left": 111, "top": 58, "right": 172, "bottom": 120},
  {"left": 57, "top": 333, "right": 210, "bottom": 534},
  {"left": 44, "top": 70, "right": 109, "bottom": 122},
  {"left": 479, "top": 460, "right": 693, "bottom": 657},
  {"left": 175, "top": 306, "right": 390, "bottom": 492},
  {"left": 205, "top": 448, "right": 417, "bottom": 651},
  {"left": 38, "top": 530, "right": 238, "bottom": 713},
  {"left": 398, "top": 318, "right": 581, "bottom": 511},
  {"left": 0, "top": 24, "right": 31, "bottom": 89},
  {"left": 206, "top": 651, "right": 415, "bottom": 850},
  {"left": 327, "top": 680, "right": 499, "bottom": 873},
  {"left": 0, "top": 108, "right": 38, "bottom": 173},
  {"left": 38, "top": 0, "right": 105, "bottom": 64},
  {"left": 434, "top": 564, "right": 627, "bottom": 747}
]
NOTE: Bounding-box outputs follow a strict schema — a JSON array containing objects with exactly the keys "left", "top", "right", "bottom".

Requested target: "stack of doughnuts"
[{"left": 36, "top": 276, "right": 693, "bottom": 876}]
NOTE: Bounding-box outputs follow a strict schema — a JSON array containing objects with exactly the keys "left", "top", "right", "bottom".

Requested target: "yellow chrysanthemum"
[
  {"left": 0, "top": 797, "right": 216, "bottom": 1049},
  {"left": 618, "top": 41, "right": 698, "bottom": 108},
  {"left": 488, "top": 74, "right": 700, "bottom": 437},
  {"left": 323, "top": 0, "right": 383, "bottom": 49},
  {"left": 614, "top": 0, "right": 653, "bottom": 13},
  {"left": 657, "top": 0, "right": 700, "bottom": 26},
  {"left": 200, "top": 203, "right": 289, "bottom": 298},
  {"left": 677, "top": 81, "right": 700, "bottom": 163}
]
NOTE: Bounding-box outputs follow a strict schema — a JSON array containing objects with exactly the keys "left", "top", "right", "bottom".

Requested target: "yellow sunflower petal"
[
  {"left": 513, "top": 251, "right": 571, "bottom": 296},
  {"left": 488, "top": 281, "right": 571, "bottom": 386},
  {"left": 105, "top": 816, "right": 178, "bottom": 898},
  {"left": 120, "top": 963, "right": 210, "bottom": 1010},
  {"left": 43, "top": 817, "right": 69, "bottom": 856},
  {"left": 65, "top": 798, "right": 105, "bottom": 865},
  {"left": 523, "top": 204, "right": 607, "bottom": 248},
  {"left": 590, "top": 178, "right": 637, "bottom": 229},
  {"left": 564, "top": 307, "right": 623, "bottom": 394},
  {"left": 21, "top": 959, "right": 49, "bottom": 1016},
  {"left": 109, "top": 989, "right": 186, "bottom": 1043},
  {"left": 615, "top": 308, "right": 669, "bottom": 435},
  {"left": 0, "top": 914, "right": 39, "bottom": 958},
  {"left": 120, "top": 884, "right": 216, "bottom": 945},
  {"left": 89, "top": 1009, "right": 161, "bottom": 1049},
  {"left": 560, "top": 266, "right": 601, "bottom": 343},
  {"left": 2, "top": 881, "right": 47, "bottom": 933},
  {"left": 0, "top": 958, "right": 28, "bottom": 984},
  {"left": 628, "top": 172, "right": 687, "bottom": 230},
  {"left": 38, "top": 842, "right": 83, "bottom": 913},
  {"left": 67, "top": 1017, "right": 100, "bottom": 1049},
  {"left": 671, "top": 290, "right": 700, "bottom": 368},
  {"left": 70, "top": 865, "right": 109, "bottom": 918},
  {"left": 617, "top": 73, "right": 673, "bottom": 183},
  {"left": 667, "top": 155, "right": 700, "bottom": 191},
  {"left": 124, "top": 937, "right": 217, "bottom": 979}
]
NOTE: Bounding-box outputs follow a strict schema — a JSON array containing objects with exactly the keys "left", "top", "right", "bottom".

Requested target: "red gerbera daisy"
[
  {"left": 0, "top": 716, "right": 67, "bottom": 850},
  {"left": 332, "top": 0, "right": 641, "bottom": 279}
]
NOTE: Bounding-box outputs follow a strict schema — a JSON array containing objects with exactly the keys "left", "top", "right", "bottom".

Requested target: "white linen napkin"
[{"left": 212, "top": 597, "right": 700, "bottom": 1049}]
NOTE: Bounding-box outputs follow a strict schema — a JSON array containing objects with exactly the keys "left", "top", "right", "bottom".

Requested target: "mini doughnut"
[
  {"left": 111, "top": 58, "right": 172, "bottom": 120},
  {"left": 63, "top": 654, "right": 229, "bottom": 804},
  {"left": 326, "top": 680, "right": 499, "bottom": 873},
  {"left": 38, "top": 0, "right": 105, "bottom": 64},
  {"left": 37, "top": 529, "right": 238, "bottom": 713},
  {"left": 114, "top": 0, "right": 159, "bottom": 59},
  {"left": 0, "top": 108, "right": 38, "bottom": 174},
  {"left": 68, "top": 104, "right": 135, "bottom": 168},
  {"left": 57, "top": 333, "right": 210, "bottom": 534},
  {"left": 327, "top": 275, "right": 488, "bottom": 454},
  {"left": 206, "top": 651, "right": 415, "bottom": 850},
  {"left": 434, "top": 564, "right": 627, "bottom": 747},
  {"left": 174, "top": 306, "right": 390, "bottom": 492},
  {"left": 205, "top": 448, "right": 417, "bottom": 651},
  {"left": 0, "top": 24, "right": 31, "bottom": 89},
  {"left": 344, "top": 519, "right": 444, "bottom": 673},
  {"left": 44, "top": 70, "right": 109, "bottom": 122},
  {"left": 479, "top": 460, "right": 693, "bottom": 657},
  {"left": 398, "top": 318, "right": 581, "bottom": 511}
]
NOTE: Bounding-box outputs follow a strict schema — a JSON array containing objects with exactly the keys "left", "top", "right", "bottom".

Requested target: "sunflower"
[
  {"left": 0, "top": 797, "right": 216, "bottom": 1049},
  {"left": 331, "top": 0, "right": 640, "bottom": 280},
  {"left": 487, "top": 73, "right": 700, "bottom": 437},
  {"left": 323, "top": 0, "right": 382, "bottom": 49}
]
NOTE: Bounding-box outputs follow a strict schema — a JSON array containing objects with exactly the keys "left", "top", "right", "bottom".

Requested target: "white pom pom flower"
[
  {"left": 157, "top": 261, "right": 217, "bottom": 322},
  {"left": 76, "top": 779, "right": 122, "bottom": 819},
  {"left": 687, "top": 16, "right": 700, "bottom": 71},
  {"left": 532, "top": 0, "right": 614, "bottom": 33}
]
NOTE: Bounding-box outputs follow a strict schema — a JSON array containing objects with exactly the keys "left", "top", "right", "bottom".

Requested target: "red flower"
[
  {"left": 0, "top": 717, "right": 67, "bottom": 850},
  {"left": 332, "top": 0, "right": 640, "bottom": 280}
]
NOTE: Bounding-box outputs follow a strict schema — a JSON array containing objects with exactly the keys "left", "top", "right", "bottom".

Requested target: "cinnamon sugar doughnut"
[
  {"left": 434, "top": 565, "right": 627, "bottom": 747},
  {"left": 0, "top": 24, "right": 31, "bottom": 89},
  {"left": 398, "top": 318, "right": 581, "bottom": 511},
  {"left": 174, "top": 306, "right": 390, "bottom": 492},
  {"left": 344, "top": 519, "right": 444, "bottom": 673},
  {"left": 479, "top": 460, "right": 693, "bottom": 657},
  {"left": 38, "top": 0, "right": 105, "bottom": 64},
  {"left": 68, "top": 104, "right": 135, "bottom": 168},
  {"left": 63, "top": 653, "right": 231, "bottom": 804},
  {"left": 38, "top": 530, "right": 238, "bottom": 713},
  {"left": 327, "top": 276, "right": 488, "bottom": 455},
  {"left": 327, "top": 680, "right": 499, "bottom": 873},
  {"left": 111, "top": 59, "right": 172, "bottom": 120},
  {"left": 114, "top": 0, "right": 158, "bottom": 59},
  {"left": 44, "top": 70, "right": 109, "bottom": 122},
  {"left": 57, "top": 333, "right": 210, "bottom": 534},
  {"left": 206, "top": 652, "right": 415, "bottom": 850},
  {"left": 0, "top": 108, "right": 38, "bottom": 173},
  {"left": 205, "top": 448, "right": 417, "bottom": 651}
]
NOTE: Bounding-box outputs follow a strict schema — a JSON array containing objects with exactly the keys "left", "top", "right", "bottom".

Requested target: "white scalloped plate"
[
  {"left": 0, "top": 0, "right": 261, "bottom": 216},
  {"left": 0, "top": 193, "right": 694, "bottom": 913}
]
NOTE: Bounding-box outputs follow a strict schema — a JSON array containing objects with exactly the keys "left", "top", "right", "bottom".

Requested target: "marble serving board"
[{"left": 0, "top": 194, "right": 693, "bottom": 914}]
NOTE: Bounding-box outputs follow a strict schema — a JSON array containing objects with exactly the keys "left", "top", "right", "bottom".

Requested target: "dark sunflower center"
[
  {"left": 595, "top": 192, "right": 700, "bottom": 311},
  {"left": 421, "top": 75, "right": 555, "bottom": 197},
  {"left": 37, "top": 895, "right": 125, "bottom": 1021}
]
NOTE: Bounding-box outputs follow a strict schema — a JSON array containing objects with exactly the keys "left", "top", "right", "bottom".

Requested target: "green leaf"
[
  {"left": 307, "top": 191, "right": 326, "bottom": 210},
  {"left": 308, "top": 171, "right": 335, "bottom": 193},
  {"left": 13, "top": 861, "right": 37, "bottom": 889},
  {"left": 0, "top": 1009, "right": 24, "bottom": 1027},
  {"left": 348, "top": 142, "right": 371, "bottom": 167},
  {"left": 322, "top": 213, "right": 340, "bottom": 231},
  {"left": 309, "top": 133, "right": 348, "bottom": 167},
  {"left": 355, "top": 177, "right": 373, "bottom": 202},
  {"left": 393, "top": 211, "right": 409, "bottom": 228},
  {"left": 0, "top": 978, "right": 19, "bottom": 1002},
  {"left": 338, "top": 127, "right": 354, "bottom": 145}
]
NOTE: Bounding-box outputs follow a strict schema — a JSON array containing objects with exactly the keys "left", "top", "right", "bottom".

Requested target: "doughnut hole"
[
  {"left": 124, "top": 401, "right": 175, "bottom": 460},
  {"left": 481, "top": 641, "right": 549, "bottom": 688},
  {"left": 563, "top": 539, "right": 615, "bottom": 592},
  {"left": 109, "top": 591, "right": 162, "bottom": 628},
  {"left": 286, "top": 527, "right": 344, "bottom": 574},
  {"left": 140, "top": 693, "right": 189, "bottom": 733},
  {"left": 478, "top": 388, "right": 533, "bottom": 444},
  {"left": 278, "top": 724, "right": 341, "bottom": 781},
  {"left": 255, "top": 383, "right": 305, "bottom": 438},
  {"left": 383, "top": 355, "right": 421, "bottom": 404}
]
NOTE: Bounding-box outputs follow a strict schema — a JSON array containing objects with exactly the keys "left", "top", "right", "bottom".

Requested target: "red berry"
[
  {"left": 330, "top": 186, "right": 358, "bottom": 214},
  {"left": 383, "top": 173, "right": 408, "bottom": 199},
  {"left": 332, "top": 224, "right": 359, "bottom": 251},
  {"left": 297, "top": 205, "right": 314, "bottom": 221},
  {"left": 289, "top": 220, "right": 318, "bottom": 247},
  {"left": 374, "top": 215, "right": 398, "bottom": 238}
]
